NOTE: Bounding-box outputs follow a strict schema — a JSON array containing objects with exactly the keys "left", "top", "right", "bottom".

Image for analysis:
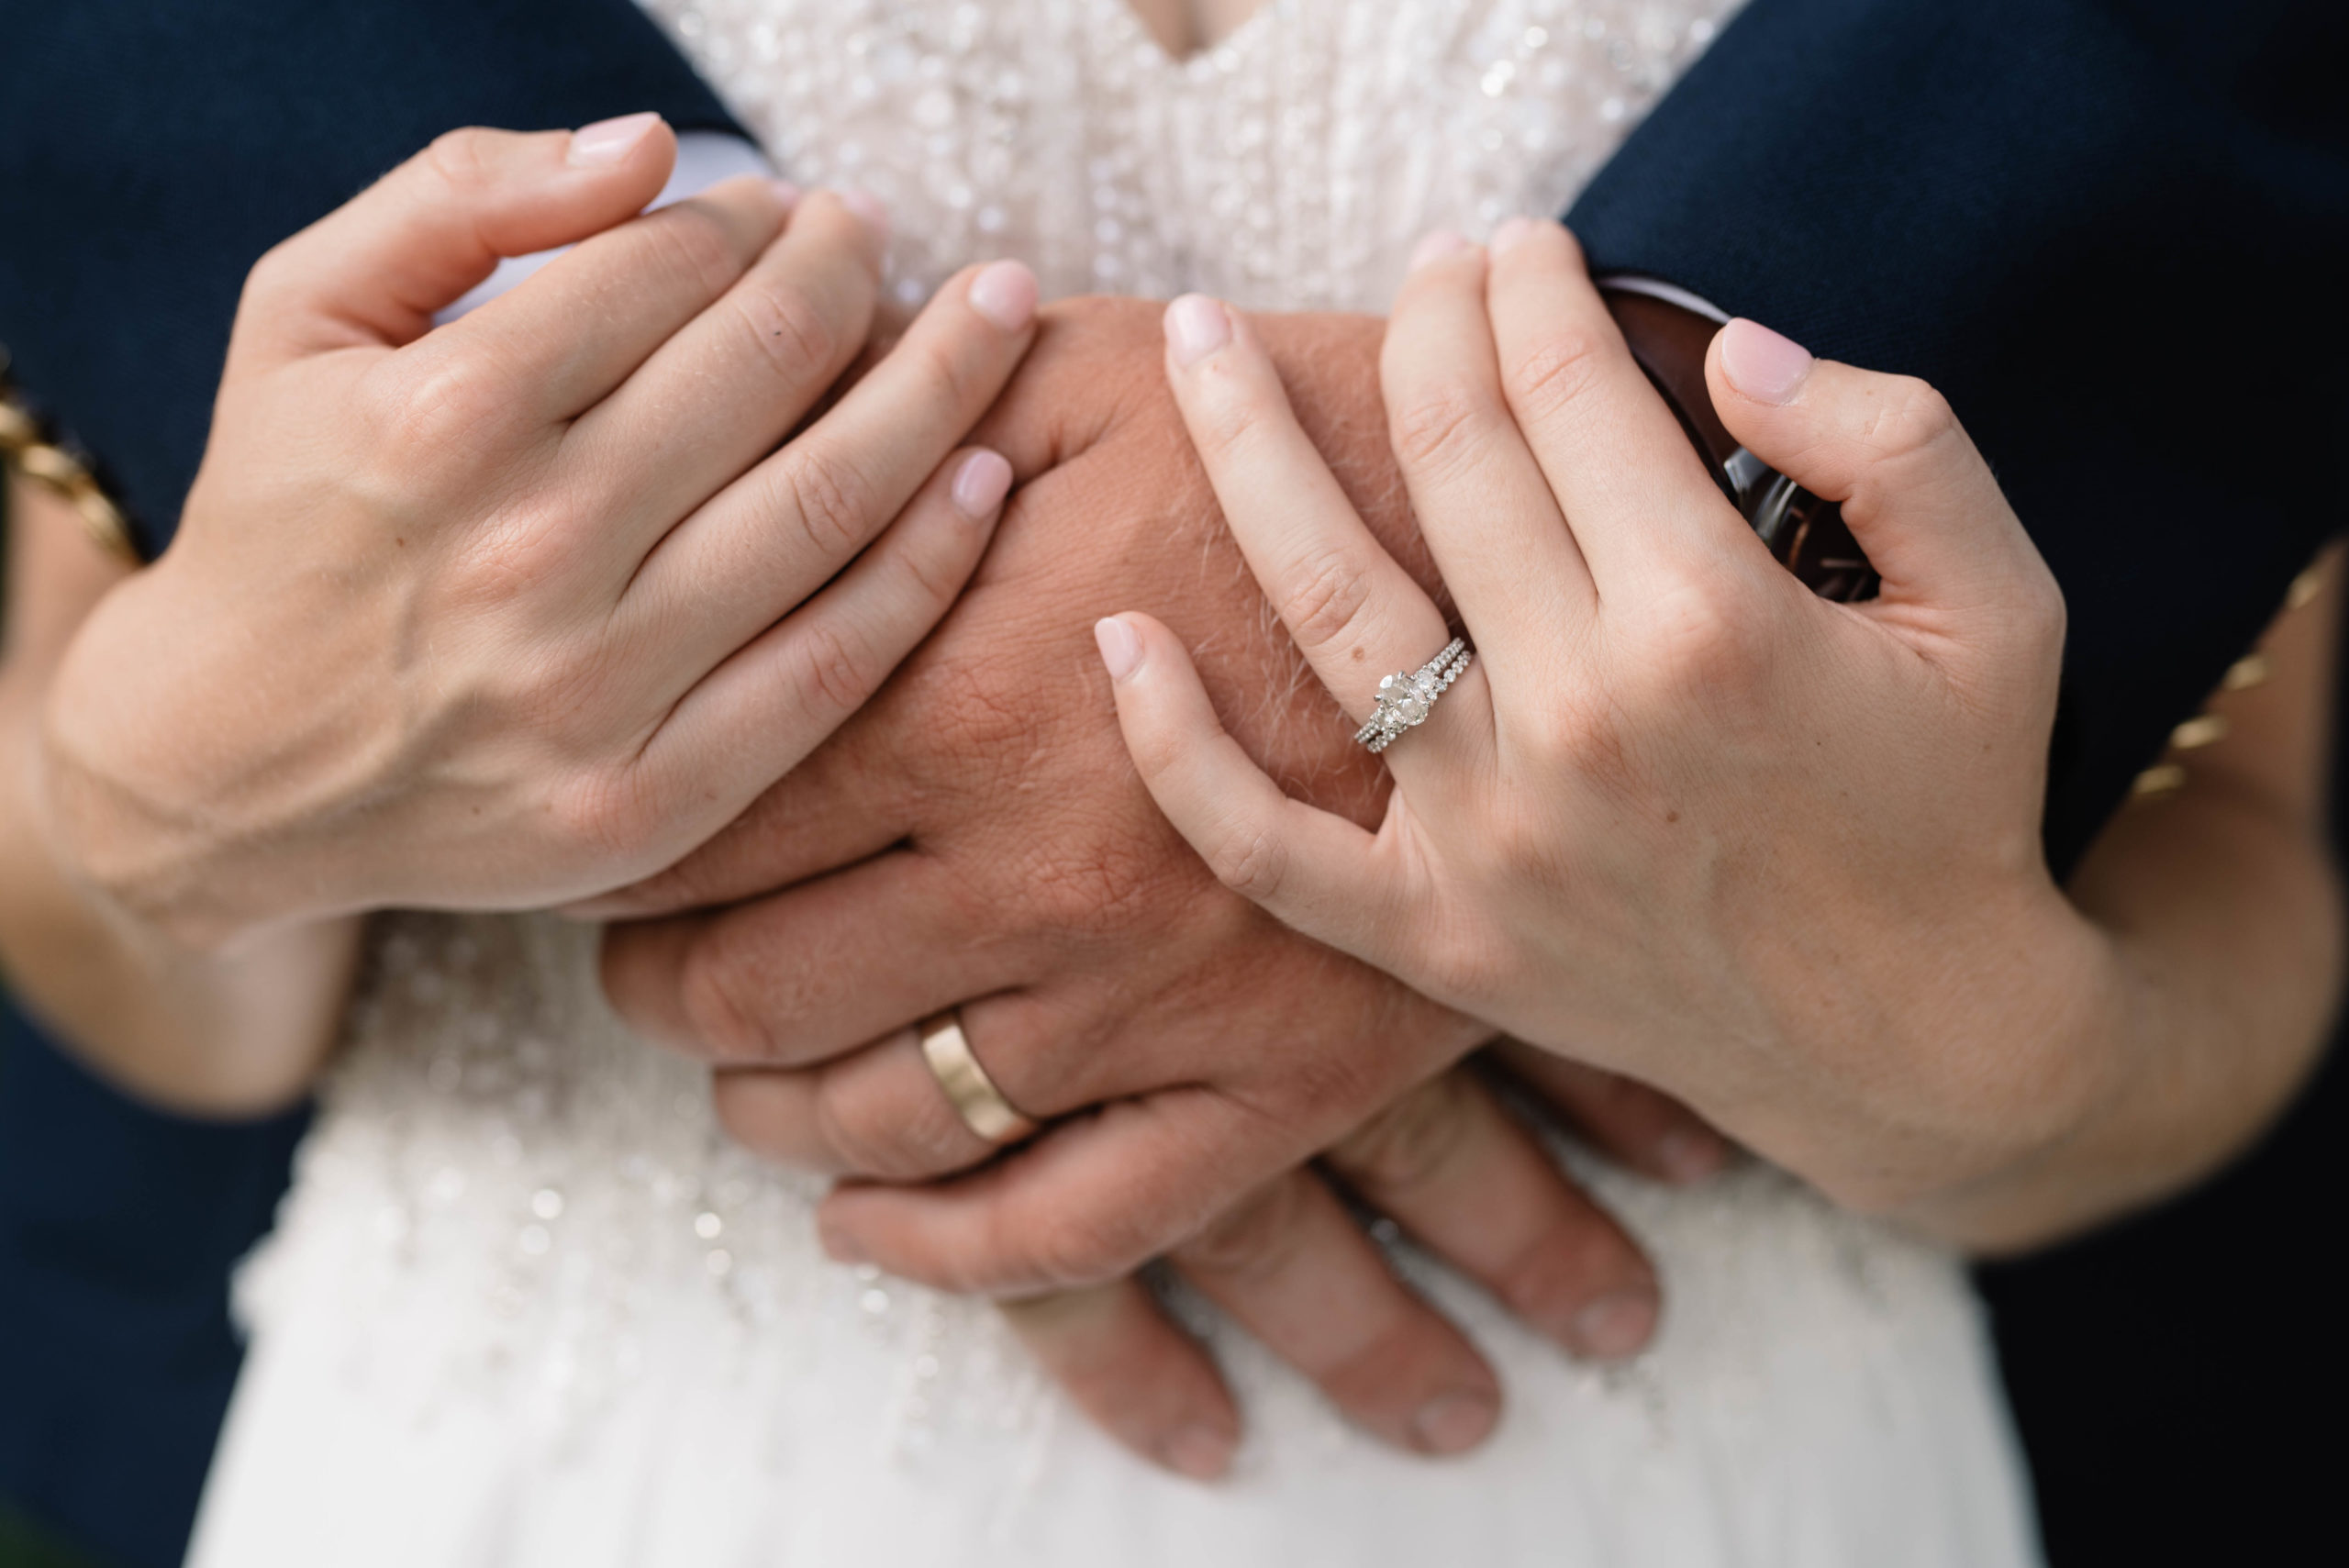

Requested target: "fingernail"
[
  {"left": 1571, "top": 1288, "right": 1659, "bottom": 1362},
  {"left": 770, "top": 178, "right": 804, "bottom": 211},
  {"left": 1408, "top": 229, "right": 1473, "bottom": 272},
  {"left": 967, "top": 259, "right": 1039, "bottom": 332},
  {"left": 1657, "top": 1129, "right": 1729, "bottom": 1184},
  {"left": 568, "top": 111, "right": 662, "bottom": 167},
  {"left": 1410, "top": 1390, "right": 1500, "bottom": 1454},
  {"left": 816, "top": 1212, "right": 870, "bottom": 1266},
  {"left": 1719, "top": 318, "right": 1815, "bottom": 405},
  {"left": 1161, "top": 1424, "right": 1236, "bottom": 1481},
  {"left": 1163, "top": 294, "right": 1232, "bottom": 368},
  {"left": 1093, "top": 616, "right": 1143, "bottom": 682},
  {"left": 951, "top": 449, "right": 1013, "bottom": 519},
  {"left": 1489, "top": 216, "right": 1543, "bottom": 257},
  {"left": 839, "top": 188, "right": 892, "bottom": 243}
]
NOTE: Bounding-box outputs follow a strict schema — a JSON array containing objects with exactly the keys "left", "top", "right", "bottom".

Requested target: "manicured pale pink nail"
[
  {"left": 1489, "top": 216, "right": 1544, "bottom": 257},
  {"left": 1719, "top": 318, "right": 1816, "bottom": 405},
  {"left": 951, "top": 450, "right": 1013, "bottom": 519},
  {"left": 1094, "top": 617, "right": 1144, "bottom": 681},
  {"left": 838, "top": 188, "right": 891, "bottom": 243},
  {"left": 770, "top": 178, "right": 804, "bottom": 211},
  {"left": 568, "top": 111, "right": 662, "bottom": 167},
  {"left": 1163, "top": 295, "right": 1231, "bottom": 368},
  {"left": 1161, "top": 1424, "right": 1236, "bottom": 1481},
  {"left": 1409, "top": 229, "right": 1473, "bottom": 272},
  {"left": 967, "top": 260, "right": 1038, "bottom": 332}
]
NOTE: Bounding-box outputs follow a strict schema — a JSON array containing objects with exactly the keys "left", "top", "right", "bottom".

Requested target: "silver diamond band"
[{"left": 1354, "top": 637, "right": 1473, "bottom": 754}]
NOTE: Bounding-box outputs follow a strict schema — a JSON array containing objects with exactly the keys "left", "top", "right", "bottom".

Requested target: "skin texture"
[
  {"left": 595, "top": 296, "right": 1706, "bottom": 1466},
  {"left": 40, "top": 124, "right": 1034, "bottom": 962}
]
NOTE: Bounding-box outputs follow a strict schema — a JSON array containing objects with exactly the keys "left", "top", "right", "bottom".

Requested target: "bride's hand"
[
  {"left": 40, "top": 119, "right": 1037, "bottom": 949},
  {"left": 1100, "top": 219, "right": 2100, "bottom": 1214}
]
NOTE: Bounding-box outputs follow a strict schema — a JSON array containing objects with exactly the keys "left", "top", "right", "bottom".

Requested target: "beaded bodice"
[{"left": 214, "top": 1, "right": 2021, "bottom": 1541}]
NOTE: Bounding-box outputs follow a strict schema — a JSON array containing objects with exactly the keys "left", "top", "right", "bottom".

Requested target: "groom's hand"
[{"left": 592, "top": 298, "right": 1720, "bottom": 1460}]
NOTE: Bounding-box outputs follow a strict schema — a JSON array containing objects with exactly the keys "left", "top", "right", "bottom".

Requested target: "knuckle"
[
  {"left": 675, "top": 932, "right": 783, "bottom": 1064},
  {"left": 809, "top": 1080, "right": 914, "bottom": 1178},
  {"left": 1641, "top": 579, "right": 1761, "bottom": 694},
  {"left": 1275, "top": 547, "right": 1379, "bottom": 657},
  {"left": 1501, "top": 325, "right": 1610, "bottom": 426},
  {"left": 1204, "top": 819, "right": 1287, "bottom": 904},
  {"left": 1866, "top": 376, "right": 1960, "bottom": 463},
  {"left": 777, "top": 446, "right": 885, "bottom": 562},
  {"left": 1386, "top": 381, "right": 1487, "bottom": 477},
  {"left": 782, "top": 616, "right": 884, "bottom": 721},
  {"left": 419, "top": 127, "right": 497, "bottom": 198},
  {"left": 644, "top": 201, "right": 752, "bottom": 302},
  {"left": 1174, "top": 1179, "right": 1313, "bottom": 1284},
  {"left": 1027, "top": 1207, "right": 1144, "bottom": 1292},
  {"left": 728, "top": 272, "right": 842, "bottom": 384},
  {"left": 544, "top": 764, "right": 662, "bottom": 864},
  {"left": 363, "top": 353, "right": 520, "bottom": 462},
  {"left": 1332, "top": 1074, "right": 1479, "bottom": 1194}
]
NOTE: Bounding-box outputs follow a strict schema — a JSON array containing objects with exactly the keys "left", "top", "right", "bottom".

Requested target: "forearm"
[
  {"left": 1911, "top": 778, "right": 2343, "bottom": 1252},
  {"left": 0, "top": 476, "right": 355, "bottom": 1114},
  {"left": 1909, "top": 559, "right": 2344, "bottom": 1252}
]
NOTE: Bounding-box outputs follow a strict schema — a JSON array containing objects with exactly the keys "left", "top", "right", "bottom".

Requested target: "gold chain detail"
[
  {"left": 2130, "top": 558, "right": 2327, "bottom": 802},
  {"left": 0, "top": 349, "right": 142, "bottom": 566}
]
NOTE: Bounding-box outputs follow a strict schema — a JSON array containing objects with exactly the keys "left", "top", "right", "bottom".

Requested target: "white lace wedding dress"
[{"left": 186, "top": 3, "right": 2043, "bottom": 1563}]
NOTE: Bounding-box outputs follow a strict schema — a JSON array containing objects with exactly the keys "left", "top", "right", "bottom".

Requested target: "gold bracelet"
[
  {"left": 0, "top": 347, "right": 142, "bottom": 566},
  {"left": 2128, "top": 559, "right": 2326, "bottom": 801}
]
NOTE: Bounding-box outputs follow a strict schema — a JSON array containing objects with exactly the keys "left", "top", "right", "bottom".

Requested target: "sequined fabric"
[{"left": 188, "top": 6, "right": 2043, "bottom": 1562}]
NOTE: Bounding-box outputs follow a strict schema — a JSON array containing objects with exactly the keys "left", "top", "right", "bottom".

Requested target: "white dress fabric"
[{"left": 186, "top": 3, "right": 2043, "bottom": 1564}]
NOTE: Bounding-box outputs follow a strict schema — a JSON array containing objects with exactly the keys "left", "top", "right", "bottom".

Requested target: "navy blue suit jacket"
[{"left": 2, "top": 2, "right": 2343, "bottom": 1562}]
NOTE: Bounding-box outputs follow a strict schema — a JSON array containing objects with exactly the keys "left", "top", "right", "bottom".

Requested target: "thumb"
[
  {"left": 1704, "top": 318, "right": 2047, "bottom": 625},
  {"left": 234, "top": 115, "right": 678, "bottom": 367}
]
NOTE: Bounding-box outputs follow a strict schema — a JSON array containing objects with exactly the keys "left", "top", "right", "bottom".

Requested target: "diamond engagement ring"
[{"left": 1353, "top": 636, "right": 1473, "bottom": 754}]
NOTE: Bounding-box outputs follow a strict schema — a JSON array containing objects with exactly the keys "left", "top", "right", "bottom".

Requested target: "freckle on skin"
[{"left": 1351, "top": 647, "right": 1364, "bottom": 661}]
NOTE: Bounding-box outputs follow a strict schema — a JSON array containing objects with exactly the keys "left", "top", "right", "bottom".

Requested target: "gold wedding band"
[{"left": 918, "top": 1008, "right": 1040, "bottom": 1145}]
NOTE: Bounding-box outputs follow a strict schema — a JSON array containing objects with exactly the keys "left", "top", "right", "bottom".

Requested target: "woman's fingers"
[
  {"left": 1481, "top": 219, "right": 1749, "bottom": 595},
  {"left": 1097, "top": 612, "right": 1406, "bottom": 963},
  {"left": 1706, "top": 321, "right": 2058, "bottom": 631},
  {"left": 232, "top": 117, "right": 679, "bottom": 370},
  {"left": 996, "top": 1284, "right": 1241, "bottom": 1481},
  {"left": 1490, "top": 1041, "right": 1733, "bottom": 1187},
  {"left": 566, "top": 190, "right": 888, "bottom": 561},
  {"left": 435, "top": 172, "right": 796, "bottom": 431},
  {"left": 1160, "top": 296, "right": 1488, "bottom": 775},
  {"left": 621, "top": 260, "right": 1039, "bottom": 664},
  {"left": 1382, "top": 234, "right": 1596, "bottom": 674},
  {"left": 1169, "top": 1170, "right": 1504, "bottom": 1457},
  {"left": 636, "top": 446, "right": 1012, "bottom": 839},
  {"left": 1325, "top": 1070, "right": 1661, "bottom": 1362}
]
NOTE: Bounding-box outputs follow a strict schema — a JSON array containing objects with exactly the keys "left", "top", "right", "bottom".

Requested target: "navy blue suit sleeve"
[
  {"left": 1568, "top": 0, "right": 2349, "bottom": 873},
  {"left": 0, "top": 0, "right": 744, "bottom": 556}
]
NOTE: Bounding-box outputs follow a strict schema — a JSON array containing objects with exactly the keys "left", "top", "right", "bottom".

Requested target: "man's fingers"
[
  {"left": 234, "top": 117, "right": 679, "bottom": 368},
  {"left": 1490, "top": 1041, "right": 1734, "bottom": 1187},
  {"left": 818, "top": 1091, "right": 1268, "bottom": 1296},
  {"left": 1097, "top": 611, "right": 1407, "bottom": 965},
  {"left": 597, "top": 849, "right": 1029, "bottom": 1069},
  {"left": 1326, "top": 1070, "right": 1661, "bottom": 1362},
  {"left": 1172, "top": 1170, "right": 1503, "bottom": 1457},
  {"left": 996, "top": 1284, "right": 1241, "bottom": 1481},
  {"left": 1707, "top": 320, "right": 2059, "bottom": 630}
]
